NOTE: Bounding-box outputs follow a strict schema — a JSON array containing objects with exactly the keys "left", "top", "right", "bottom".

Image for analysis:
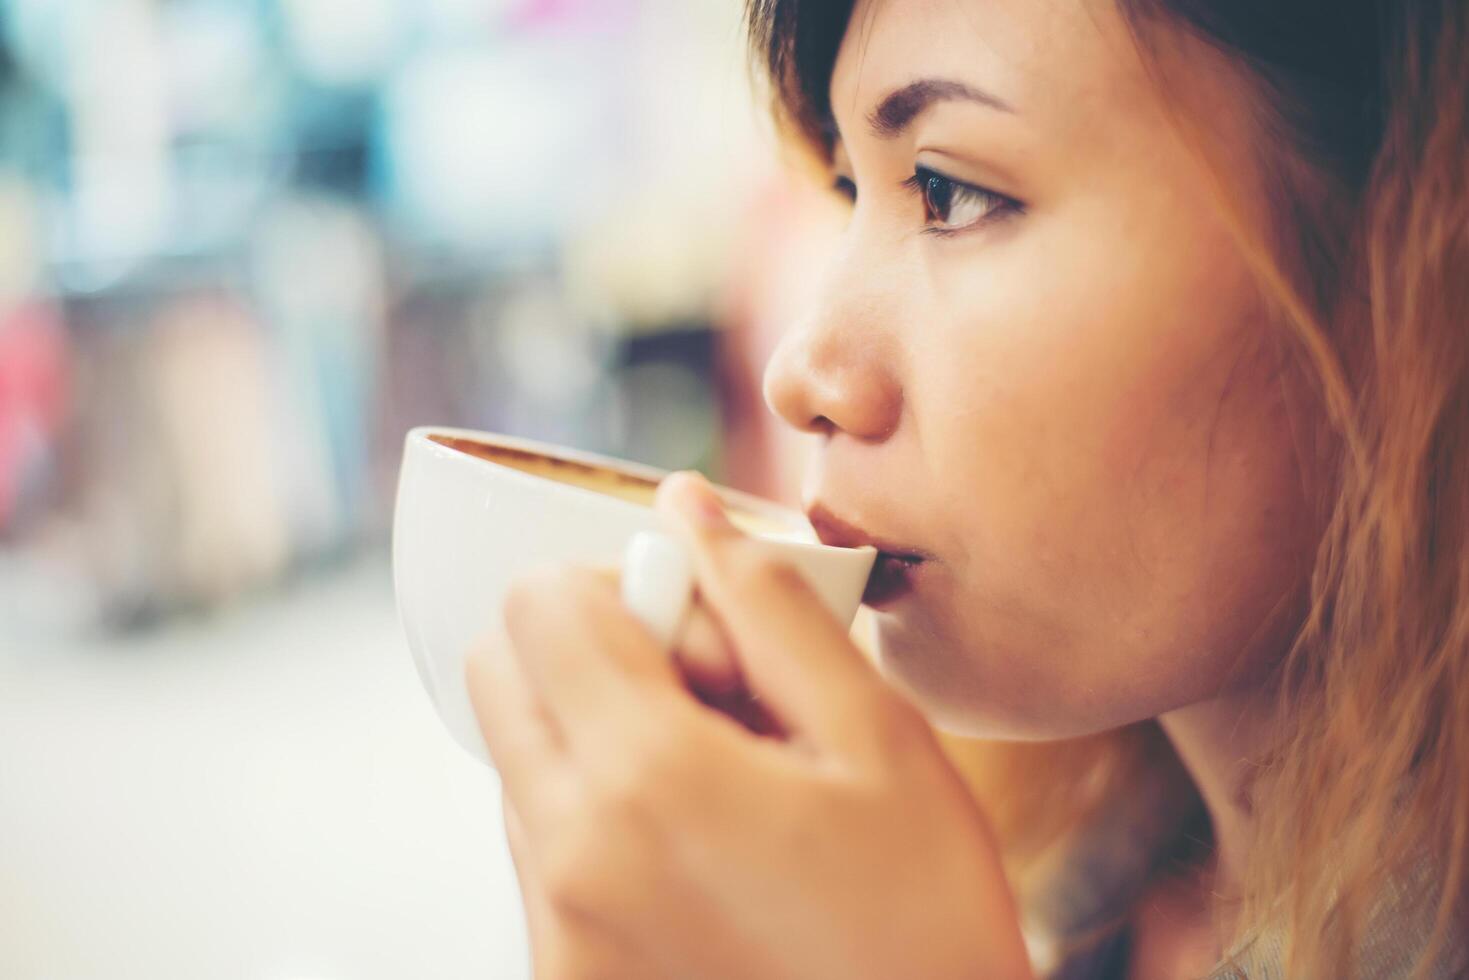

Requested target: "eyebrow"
[{"left": 866, "top": 78, "right": 1013, "bottom": 138}]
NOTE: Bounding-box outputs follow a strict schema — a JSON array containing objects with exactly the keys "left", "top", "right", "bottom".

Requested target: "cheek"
[
  {"left": 1123, "top": 324, "right": 1317, "bottom": 677},
  {"left": 892, "top": 227, "right": 1316, "bottom": 737}
]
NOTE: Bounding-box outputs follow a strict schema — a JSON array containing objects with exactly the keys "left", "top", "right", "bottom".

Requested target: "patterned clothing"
[{"left": 1023, "top": 767, "right": 1466, "bottom": 979}]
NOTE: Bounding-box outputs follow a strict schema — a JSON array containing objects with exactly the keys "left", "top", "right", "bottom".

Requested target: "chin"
[
  {"left": 868, "top": 627, "right": 1021, "bottom": 738},
  {"left": 870, "top": 622, "right": 1120, "bottom": 742}
]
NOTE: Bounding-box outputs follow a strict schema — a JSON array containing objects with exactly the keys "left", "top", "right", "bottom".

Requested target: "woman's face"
[{"left": 763, "top": 0, "right": 1323, "bottom": 739}]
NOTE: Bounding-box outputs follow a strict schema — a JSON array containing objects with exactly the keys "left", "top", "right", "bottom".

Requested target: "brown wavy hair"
[{"left": 745, "top": 0, "right": 1469, "bottom": 976}]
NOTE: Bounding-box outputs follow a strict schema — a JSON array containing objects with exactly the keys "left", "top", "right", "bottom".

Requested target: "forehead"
[{"left": 829, "top": 0, "right": 1159, "bottom": 140}]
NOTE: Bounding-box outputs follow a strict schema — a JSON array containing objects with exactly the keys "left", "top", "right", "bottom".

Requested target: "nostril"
[{"left": 763, "top": 326, "right": 902, "bottom": 441}]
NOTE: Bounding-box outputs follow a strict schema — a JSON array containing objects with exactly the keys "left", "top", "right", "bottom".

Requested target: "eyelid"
[
  {"left": 901, "top": 165, "right": 1021, "bottom": 235},
  {"left": 898, "top": 165, "right": 989, "bottom": 201}
]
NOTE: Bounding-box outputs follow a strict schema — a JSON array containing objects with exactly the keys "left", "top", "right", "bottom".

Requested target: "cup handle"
[{"left": 620, "top": 530, "right": 695, "bottom": 652}]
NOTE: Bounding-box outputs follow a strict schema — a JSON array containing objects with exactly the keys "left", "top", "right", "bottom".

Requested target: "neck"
[{"left": 1157, "top": 688, "right": 1277, "bottom": 902}]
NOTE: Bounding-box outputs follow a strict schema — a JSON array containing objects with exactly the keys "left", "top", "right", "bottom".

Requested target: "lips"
[{"left": 805, "top": 504, "right": 932, "bottom": 609}]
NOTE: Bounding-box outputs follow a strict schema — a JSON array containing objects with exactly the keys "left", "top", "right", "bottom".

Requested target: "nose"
[{"left": 762, "top": 303, "right": 903, "bottom": 442}]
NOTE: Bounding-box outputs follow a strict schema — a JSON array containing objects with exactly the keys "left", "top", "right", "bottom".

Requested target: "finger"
[
  {"left": 501, "top": 795, "right": 552, "bottom": 944},
  {"left": 582, "top": 567, "right": 767, "bottom": 743},
  {"left": 503, "top": 795, "right": 646, "bottom": 980},
  {"left": 502, "top": 793, "right": 541, "bottom": 891},
  {"left": 500, "top": 564, "right": 694, "bottom": 759},
  {"left": 465, "top": 634, "right": 570, "bottom": 816},
  {"left": 589, "top": 566, "right": 743, "bottom": 697},
  {"left": 672, "top": 602, "right": 745, "bottom": 697},
  {"left": 654, "top": 471, "right": 904, "bottom": 750}
]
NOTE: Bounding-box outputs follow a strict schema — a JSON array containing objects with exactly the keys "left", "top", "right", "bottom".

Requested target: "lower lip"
[{"left": 862, "top": 554, "right": 927, "bottom": 608}]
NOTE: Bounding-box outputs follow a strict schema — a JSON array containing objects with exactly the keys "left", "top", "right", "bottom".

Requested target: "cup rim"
[{"left": 404, "top": 426, "right": 875, "bottom": 559}]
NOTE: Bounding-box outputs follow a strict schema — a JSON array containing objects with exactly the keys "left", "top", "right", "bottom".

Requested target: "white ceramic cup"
[{"left": 392, "top": 427, "right": 878, "bottom": 764}]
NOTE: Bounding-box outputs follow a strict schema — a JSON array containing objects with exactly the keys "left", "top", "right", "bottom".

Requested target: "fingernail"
[
  {"left": 693, "top": 488, "right": 730, "bottom": 530},
  {"left": 671, "top": 472, "right": 731, "bottom": 530}
]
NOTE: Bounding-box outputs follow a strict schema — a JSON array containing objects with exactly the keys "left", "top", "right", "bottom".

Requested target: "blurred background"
[{"left": 0, "top": 1, "right": 842, "bottom": 976}]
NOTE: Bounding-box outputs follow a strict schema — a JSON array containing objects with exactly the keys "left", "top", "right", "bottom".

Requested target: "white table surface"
[{"left": 0, "top": 556, "right": 529, "bottom": 980}]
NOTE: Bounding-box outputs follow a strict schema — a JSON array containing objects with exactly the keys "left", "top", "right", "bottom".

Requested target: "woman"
[{"left": 466, "top": 0, "right": 1468, "bottom": 976}]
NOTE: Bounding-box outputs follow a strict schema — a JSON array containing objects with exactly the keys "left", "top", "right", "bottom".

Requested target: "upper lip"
[{"left": 805, "top": 503, "right": 931, "bottom": 561}]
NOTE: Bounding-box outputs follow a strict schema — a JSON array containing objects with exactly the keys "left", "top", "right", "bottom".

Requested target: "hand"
[{"left": 467, "top": 472, "right": 1034, "bottom": 980}]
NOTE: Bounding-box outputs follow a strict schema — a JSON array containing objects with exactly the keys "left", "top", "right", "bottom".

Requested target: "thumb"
[{"left": 654, "top": 471, "right": 901, "bottom": 752}]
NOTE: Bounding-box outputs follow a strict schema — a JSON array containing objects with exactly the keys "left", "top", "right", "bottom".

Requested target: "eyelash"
[
  {"left": 831, "top": 169, "right": 1021, "bottom": 237},
  {"left": 901, "top": 167, "right": 1020, "bottom": 235}
]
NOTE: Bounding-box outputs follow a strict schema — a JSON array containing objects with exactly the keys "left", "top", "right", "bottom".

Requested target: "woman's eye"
[{"left": 903, "top": 167, "right": 1017, "bottom": 233}]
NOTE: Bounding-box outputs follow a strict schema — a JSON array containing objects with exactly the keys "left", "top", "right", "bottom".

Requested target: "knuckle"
[
  {"left": 541, "top": 759, "right": 678, "bottom": 919},
  {"left": 561, "top": 563, "right": 609, "bottom": 597},
  {"left": 591, "top": 723, "right": 698, "bottom": 822},
  {"left": 590, "top": 768, "right": 645, "bottom": 827},
  {"left": 501, "top": 572, "right": 550, "bottom": 637},
  {"left": 593, "top": 750, "right": 667, "bottom": 819},
  {"left": 539, "top": 827, "right": 600, "bottom": 920},
  {"left": 503, "top": 566, "right": 599, "bottom": 638}
]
